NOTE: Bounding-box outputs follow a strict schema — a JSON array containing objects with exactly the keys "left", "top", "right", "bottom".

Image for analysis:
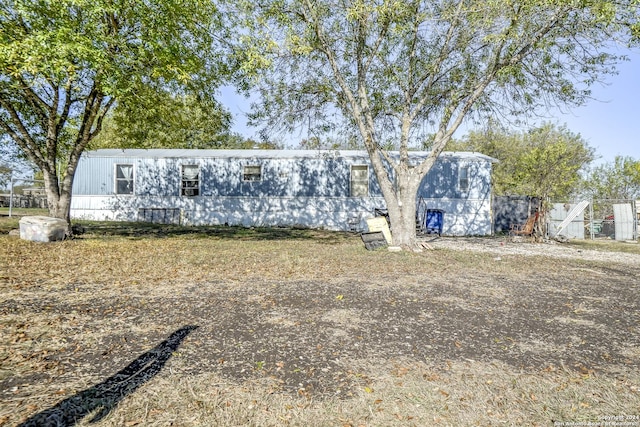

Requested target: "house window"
[
  {"left": 350, "top": 165, "right": 369, "bottom": 197},
  {"left": 459, "top": 165, "right": 469, "bottom": 193},
  {"left": 243, "top": 165, "right": 262, "bottom": 182},
  {"left": 115, "top": 164, "right": 134, "bottom": 194},
  {"left": 181, "top": 165, "right": 200, "bottom": 196}
]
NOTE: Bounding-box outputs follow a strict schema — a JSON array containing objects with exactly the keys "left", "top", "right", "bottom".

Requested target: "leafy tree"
[
  {"left": 0, "top": 164, "right": 11, "bottom": 190},
  {"left": 298, "top": 135, "right": 363, "bottom": 150},
  {"left": 452, "top": 122, "right": 594, "bottom": 238},
  {"left": 0, "top": 0, "right": 232, "bottom": 227},
  {"left": 582, "top": 156, "right": 640, "bottom": 201},
  {"left": 90, "top": 92, "right": 237, "bottom": 150},
  {"left": 242, "top": 0, "right": 638, "bottom": 247},
  {"left": 452, "top": 123, "right": 595, "bottom": 200},
  {"left": 0, "top": 133, "right": 33, "bottom": 178},
  {"left": 516, "top": 126, "right": 595, "bottom": 202}
]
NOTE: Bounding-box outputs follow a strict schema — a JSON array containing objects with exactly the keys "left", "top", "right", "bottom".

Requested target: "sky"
[
  {"left": 550, "top": 49, "right": 640, "bottom": 164},
  {"left": 221, "top": 49, "right": 640, "bottom": 165}
]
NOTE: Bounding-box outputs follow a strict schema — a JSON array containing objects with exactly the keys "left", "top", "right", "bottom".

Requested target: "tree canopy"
[
  {"left": 0, "top": 164, "right": 11, "bottom": 189},
  {"left": 90, "top": 93, "right": 235, "bottom": 150},
  {"left": 0, "top": 0, "right": 233, "bottom": 223},
  {"left": 582, "top": 155, "right": 640, "bottom": 201},
  {"left": 242, "top": 0, "right": 639, "bottom": 247},
  {"left": 450, "top": 122, "right": 595, "bottom": 200}
]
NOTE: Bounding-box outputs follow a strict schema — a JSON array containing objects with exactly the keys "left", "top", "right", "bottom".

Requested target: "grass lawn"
[
  {"left": 0, "top": 208, "right": 49, "bottom": 232},
  {"left": 1, "top": 219, "right": 639, "bottom": 426}
]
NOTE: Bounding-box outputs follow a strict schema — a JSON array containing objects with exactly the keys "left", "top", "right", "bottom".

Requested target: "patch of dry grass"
[
  {"left": 1, "top": 234, "right": 420, "bottom": 287},
  {"left": 567, "top": 238, "right": 640, "bottom": 255},
  {"left": 10, "top": 360, "right": 638, "bottom": 427},
  {"left": 1, "top": 222, "right": 639, "bottom": 426}
]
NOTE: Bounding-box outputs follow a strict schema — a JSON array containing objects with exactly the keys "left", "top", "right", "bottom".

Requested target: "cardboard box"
[
  {"left": 19, "top": 216, "right": 68, "bottom": 242},
  {"left": 366, "top": 216, "right": 392, "bottom": 244}
]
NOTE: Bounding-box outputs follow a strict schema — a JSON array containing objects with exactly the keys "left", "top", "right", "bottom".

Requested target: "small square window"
[
  {"left": 243, "top": 165, "right": 262, "bottom": 182},
  {"left": 115, "top": 164, "right": 134, "bottom": 195},
  {"left": 351, "top": 165, "right": 369, "bottom": 197},
  {"left": 181, "top": 165, "right": 200, "bottom": 196}
]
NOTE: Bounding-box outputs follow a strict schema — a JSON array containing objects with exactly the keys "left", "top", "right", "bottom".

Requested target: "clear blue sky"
[
  {"left": 550, "top": 49, "right": 640, "bottom": 164},
  {"left": 221, "top": 50, "right": 640, "bottom": 164}
]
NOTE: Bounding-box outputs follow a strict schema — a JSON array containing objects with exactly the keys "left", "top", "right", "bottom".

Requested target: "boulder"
[{"left": 19, "top": 216, "right": 68, "bottom": 242}]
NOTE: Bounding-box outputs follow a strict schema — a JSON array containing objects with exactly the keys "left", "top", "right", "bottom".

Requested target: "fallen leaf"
[{"left": 394, "top": 366, "right": 410, "bottom": 377}]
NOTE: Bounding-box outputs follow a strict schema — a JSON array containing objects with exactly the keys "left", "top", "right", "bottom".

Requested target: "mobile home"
[{"left": 70, "top": 149, "right": 496, "bottom": 235}]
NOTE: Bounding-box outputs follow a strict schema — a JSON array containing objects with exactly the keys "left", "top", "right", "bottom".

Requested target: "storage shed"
[{"left": 70, "top": 149, "right": 496, "bottom": 235}]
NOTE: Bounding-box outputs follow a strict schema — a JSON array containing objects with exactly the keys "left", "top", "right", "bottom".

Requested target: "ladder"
[{"left": 552, "top": 200, "right": 589, "bottom": 237}]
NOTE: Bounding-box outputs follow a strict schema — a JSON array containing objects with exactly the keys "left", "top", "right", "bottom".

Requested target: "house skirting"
[{"left": 70, "top": 195, "right": 492, "bottom": 235}]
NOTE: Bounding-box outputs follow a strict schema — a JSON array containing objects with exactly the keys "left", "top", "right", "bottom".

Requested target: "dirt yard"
[{"left": 1, "top": 222, "right": 639, "bottom": 426}]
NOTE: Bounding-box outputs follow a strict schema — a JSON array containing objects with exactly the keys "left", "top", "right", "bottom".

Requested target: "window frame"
[
  {"left": 114, "top": 164, "right": 134, "bottom": 195},
  {"left": 243, "top": 164, "right": 262, "bottom": 182},
  {"left": 181, "top": 164, "right": 200, "bottom": 197},
  {"left": 350, "top": 164, "right": 369, "bottom": 197},
  {"left": 458, "top": 164, "right": 470, "bottom": 193}
]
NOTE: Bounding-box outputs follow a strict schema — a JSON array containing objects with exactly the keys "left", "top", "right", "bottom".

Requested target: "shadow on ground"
[
  {"left": 75, "top": 221, "right": 356, "bottom": 243},
  {"left": 18, "top": 325, "right": 198, "bottom": 427}
]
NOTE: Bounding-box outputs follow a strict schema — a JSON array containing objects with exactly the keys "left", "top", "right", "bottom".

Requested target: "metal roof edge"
[{"left": 82, "top": 148, "right": 497, "bottom": 162}]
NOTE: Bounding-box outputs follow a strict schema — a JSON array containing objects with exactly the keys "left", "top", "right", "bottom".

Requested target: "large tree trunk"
[
  {"left": 43, "top": 169, "right": 72, "bottom": 234},
  {"left": 385, "top": 170, "right": 422, "bottom": 248},
  {"left": 38, "top": 86, "right": 109, "bottom": 236}
]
